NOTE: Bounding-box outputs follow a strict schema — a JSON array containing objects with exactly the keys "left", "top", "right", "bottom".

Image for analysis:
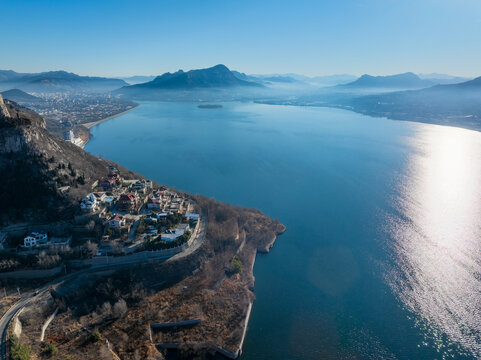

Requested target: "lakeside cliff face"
[
  {"left": 0, "top": 94, "right": 10, "bottom": 118},
  {"left": 0, "top": 98, "right": 138, "bottom": 223}
]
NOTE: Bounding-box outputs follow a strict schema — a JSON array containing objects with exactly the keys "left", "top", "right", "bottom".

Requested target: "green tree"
[
  {"left": 9, "top": 335, "right": 32, "bottom": 360},
  {"left": 231, "top": 256, "right": 243, "bottom": 274},
  {"left": 43, "top": 342, "right": 58, "bottom": 356},
  {"left": 90, "top": 331, "right": 102, "bottom": 342}
]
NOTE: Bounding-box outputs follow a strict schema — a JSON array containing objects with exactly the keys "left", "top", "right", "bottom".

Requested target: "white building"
[
  {"left": 80, "top": 193, "right": 97, "bottom": 212},
  {"left": 23, "top": 232, "right": 48, "bottom": 247},
  {"left": 64, "top": 129, "right": 83, "bottom": 147},
  {"left": 133, "top": 179, "right": 153, "bottom": 191}
]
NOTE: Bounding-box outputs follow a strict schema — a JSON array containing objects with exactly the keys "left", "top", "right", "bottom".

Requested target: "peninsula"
[{"left": 0, "top": 95, "right": 285, "bottom": 359}]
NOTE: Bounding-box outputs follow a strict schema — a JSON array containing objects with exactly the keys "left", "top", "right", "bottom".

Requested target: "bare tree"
[
  {"left": 99, "top": 301, "right": 112, "bottom": 317},
  {"left": 0, "top": 258, "right": 20, "bottom": 271},
  {"left": 84, "top": 241, "right": 98, "bottom": 257},
  {"left": 112, "top": 298, "right": 127, "bottom": 318},
  {"left": 36, "top": 251, "right": 61, "bottom": 269},
  {"left": 86, "top": 220, "right": 96, "bottom": 232}
]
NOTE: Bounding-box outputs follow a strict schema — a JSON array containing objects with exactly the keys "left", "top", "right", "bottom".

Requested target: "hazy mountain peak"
[
  {"left": 120, "top": 64, "right": 262, "bottom": 92},
  {"left": 0, "top": 70, "right": 128, "bottom": 93},
  {"left": 345, "top": 72, "right": 434, "bottom": 89}
]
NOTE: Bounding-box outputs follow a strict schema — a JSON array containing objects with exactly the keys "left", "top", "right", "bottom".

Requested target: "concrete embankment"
[{"left": 40, "top": 307, "right": 58, "bottom": 341}]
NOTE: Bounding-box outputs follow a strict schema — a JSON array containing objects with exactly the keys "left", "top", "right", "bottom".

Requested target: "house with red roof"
[
  {"left": 118, "top": 193, "right": 138, "bottom": 212},
  {"left": 101, "top": 178, "right": 117, "bottom": 191},
  {"left": 109, "top": 214, "right": 126, "bottom": 228}
]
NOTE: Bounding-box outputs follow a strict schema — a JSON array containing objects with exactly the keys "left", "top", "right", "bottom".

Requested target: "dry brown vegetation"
[{"left": 14, "top": 196, "right": 285, "bottom": 359}]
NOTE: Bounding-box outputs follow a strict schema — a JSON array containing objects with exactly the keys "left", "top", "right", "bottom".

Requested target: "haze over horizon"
[{"left": 2, "top": 0, "right": 481, "bottom": 78}]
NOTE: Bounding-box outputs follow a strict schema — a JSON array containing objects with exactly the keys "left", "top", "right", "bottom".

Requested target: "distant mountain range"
[
  {"left": 249, "top": 73, "right": 358, "bottom": 86},
  {"left": 308, "top": 74, "right": 358, "bottom": 86},
  {"left": 0, "top": 70, "right": 127, "bottom": 93},
  {"left": 230, "top": 70, "right": 260, "bottom": 83},
  {"left": 256, "top": 75, "right": 300, "bottom": 83},
  {"left": 418, "top": 73, "right": 471, "bottom": 85},
  {"left": 336, "top": 75, "right": 481, "bottom": 131},
  {"left": 341, "top": 72, "right": 436, "bottom": 90}
]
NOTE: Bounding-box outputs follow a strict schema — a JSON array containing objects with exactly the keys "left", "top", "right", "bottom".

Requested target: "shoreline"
[
  {"left": 80, "top": 104, "right": 140, "bottom": 148},
  {"left": 254, "top": 100, "right": 481, "bottom": 134},
  {"left": 231, "top": 227, "right": 285, "bottom": 357},
  {"left": 82, "top": 104, "right": 140, "bottom": 129}
]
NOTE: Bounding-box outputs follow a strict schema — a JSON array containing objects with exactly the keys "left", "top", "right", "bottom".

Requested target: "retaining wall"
[{"left": 0, "top": 264, "right": 64, "bottom": 279}]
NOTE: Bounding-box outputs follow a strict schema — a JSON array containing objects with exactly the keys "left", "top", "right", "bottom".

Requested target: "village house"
[
  {"left": 157, "top": 212, "right": 168, "bottom": 219},
  {"left": 118, "top": 193, "right": 138, "bottom": 212},
  {"left": 109, "top": 214, "right": 126, "bottom": 228},
  {"left": 133, "top": 179, "right": 153, "bottom": 191},
  {"left": 80, "top": 193, "right": 97, "bottom": 212},
  {"left": 102, "top": 195, "right": 115, "bottom": 208},
  {"left": 23, "top": 231, "right": 48, "bottom": 248},
  {"left": 147, "top": 198, "right": 162, "bottom": 210},
  {"left": 152, "top": 190, "right": 163, "bottom": 201},
  {"left": 100, "top": 178, "right": 116, "bottom": 191},
  {"left": 132, "top": 180, "right": 144, "bottom": 190},
  {"left": 93, "top": 192, "right": 106, "bottom": 202}
]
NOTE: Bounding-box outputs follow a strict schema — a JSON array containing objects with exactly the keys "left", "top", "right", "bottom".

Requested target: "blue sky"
[{"left": 2, "top": 0, "right": 481, "bottom": 77}]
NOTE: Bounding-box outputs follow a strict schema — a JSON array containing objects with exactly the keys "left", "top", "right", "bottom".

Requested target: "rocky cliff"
[
  {"left": 0, "top": 101, "right": 138, "bottom": 223},
  {"left": 0, "top": 94, "right": 10, "bottom": 118}
]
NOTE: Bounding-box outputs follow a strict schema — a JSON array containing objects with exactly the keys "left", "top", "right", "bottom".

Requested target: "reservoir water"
[{"left": 85, "top": 102, "right": 481, "bottom": 359}]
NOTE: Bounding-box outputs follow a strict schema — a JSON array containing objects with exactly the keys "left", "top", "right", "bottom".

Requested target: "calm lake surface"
[{"left": 85, "top": 102, "right": 481, "bottom": 359}]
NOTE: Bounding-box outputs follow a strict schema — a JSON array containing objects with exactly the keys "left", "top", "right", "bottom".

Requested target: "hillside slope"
[
  {"left": 347, "top": 76, "right": 481, "bottom": 127},
  {"left": 0, "top": 70, "right": 127, "bottom": 93},
  {"left": 1, "top": 88, "right": 41, "bottom": 103},
  {"left": 341, "top": 72, "right": 435, "bottom": 90},
  {"left": 0, "top": 95, "right": 138, "bottom": 223}
]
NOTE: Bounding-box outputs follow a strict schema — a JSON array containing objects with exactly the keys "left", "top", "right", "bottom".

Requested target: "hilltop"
[
  {"left": 116, "top": 64, "right": 262, "bottom": 99},
  {"left": 1, "top": 88, "right": 41, "bottom": 103},
  {"left": 341, "top": 72, "right": 435, "bottom": 90},
  {"left": 0, "top": 70, "right": 127, "bottom": 93}
]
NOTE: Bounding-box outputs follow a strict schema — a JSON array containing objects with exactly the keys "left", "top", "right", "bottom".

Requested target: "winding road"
[{"left": 0, "top": 212, "right": 206, "bottom": 360}]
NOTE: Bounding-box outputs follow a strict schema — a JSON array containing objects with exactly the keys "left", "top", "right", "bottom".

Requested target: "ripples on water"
[
  {"left": 86, "top": 103, "right": 481, "bottom": 359},
  {"left": 386, "top": 126, "right": 481, "bottom": 359}
]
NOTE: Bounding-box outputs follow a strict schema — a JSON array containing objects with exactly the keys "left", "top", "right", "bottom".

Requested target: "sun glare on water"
[{"left": 387, "top": 125, "right": 481, "bottom": 359}]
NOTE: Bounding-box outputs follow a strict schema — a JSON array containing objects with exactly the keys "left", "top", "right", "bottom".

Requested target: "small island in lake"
[{"left": 198, "top": 104, "right": 223, "bottom": 109}]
